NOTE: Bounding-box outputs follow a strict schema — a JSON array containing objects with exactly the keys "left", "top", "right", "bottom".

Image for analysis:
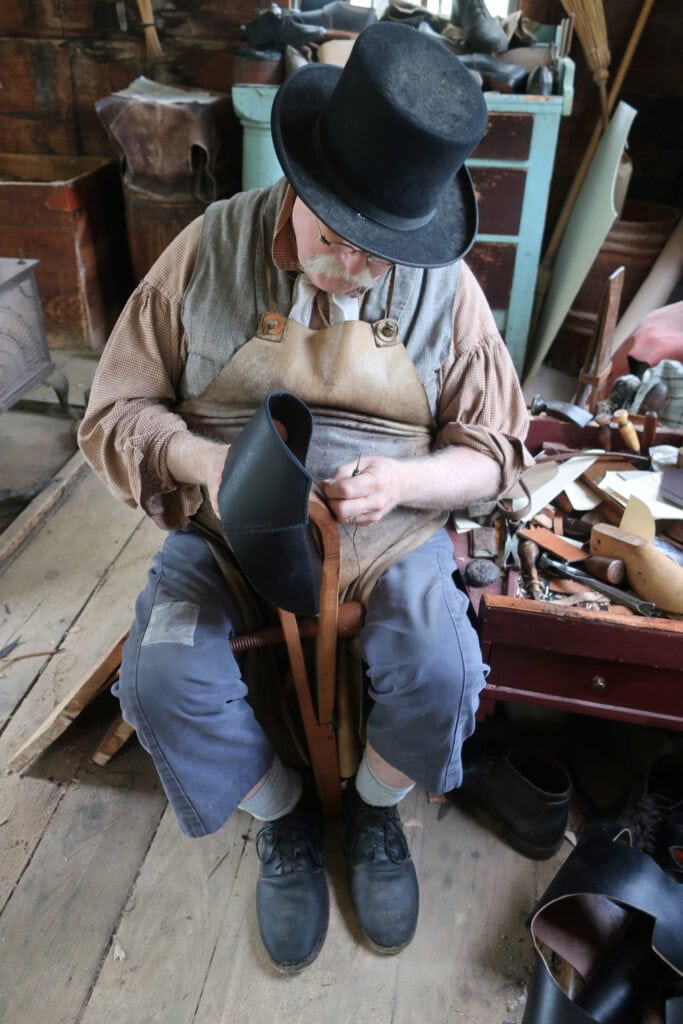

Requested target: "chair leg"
[
  {"left": 92, "top": 714, "right": 135, "bottom": 766},
  {"left": 278, "top": 608, "right": 342, "bottom": 819}
]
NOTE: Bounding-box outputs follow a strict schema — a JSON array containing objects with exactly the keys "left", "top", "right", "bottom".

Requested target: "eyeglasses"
[{"left": 315, "top": 217, "right": 391, "bottom": 269}]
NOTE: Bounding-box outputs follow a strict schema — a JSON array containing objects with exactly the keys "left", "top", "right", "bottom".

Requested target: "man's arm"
[
  {"left": 321, "top": 447, "right": 500, "bottom": 524},
  {"left": 165, "top": 433, "right": 229, "bottom": 517},
  {"left": 78, "top": 218, "right": 208, "bottom": 529}
]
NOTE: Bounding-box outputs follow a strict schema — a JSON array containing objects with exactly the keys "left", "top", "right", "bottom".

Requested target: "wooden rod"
[{"left": 544, "top": 0, "right": 657, "bottom": 265}]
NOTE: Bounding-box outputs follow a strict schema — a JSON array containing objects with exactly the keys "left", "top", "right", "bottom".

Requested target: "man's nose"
[{"left": 338, "top": 248, "right": 368, "bottom": 274}]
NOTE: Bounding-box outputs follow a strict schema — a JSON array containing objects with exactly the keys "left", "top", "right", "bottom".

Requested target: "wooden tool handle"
[
  {"left": 519, "top": 539, "right": 542, "bottom": 595},
  {"left": 583, "top": 555, "right": 625, "bottom": 585},
  {"left": 614, "top": 408, "right": 641, "bottom": 453}
]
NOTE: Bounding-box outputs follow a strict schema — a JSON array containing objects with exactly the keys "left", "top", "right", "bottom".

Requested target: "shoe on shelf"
[
  {"left": 448, "top": 746, "right": 572, "bottom": 860},
  {"left": 255, "top": 789, "right": 329, "bottom": 972},
  {"left": 452, "top": 0, "right": 508, "bottom": 54},
  {"left": 343, "top": 781, "right": 419, "bottom": 953}
]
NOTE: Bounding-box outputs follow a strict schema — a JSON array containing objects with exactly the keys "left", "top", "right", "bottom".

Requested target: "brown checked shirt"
[{"left": 78, "top": 185, "right": 532, "bottom": 531}]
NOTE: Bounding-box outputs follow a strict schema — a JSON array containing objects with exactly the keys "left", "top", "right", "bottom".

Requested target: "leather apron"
[
  {"left": 177, "top": 308, "right": 449, "bottom": 605},
  {"left": 176, "top": 306, "right": 451, "bottom": 775}
]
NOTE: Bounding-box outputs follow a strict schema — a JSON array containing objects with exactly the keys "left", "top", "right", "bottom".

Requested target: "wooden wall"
[
  {"left": 1, "top": 0, "right": 680, "bottom": 352},
  {"left": 3, "top": 0, "right": 682, "bottom": 193},
  {"left": 2, "top": 1, "right": 681, "bottom": 200},
  {"left": 523, "top": 0, "right": 683, "bottom": 232},
  {"left": 0, "top": 1, "right": 256, "bottom": 159}
]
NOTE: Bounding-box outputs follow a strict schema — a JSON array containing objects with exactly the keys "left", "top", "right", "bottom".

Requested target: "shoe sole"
[{"left": 365, "top": 932, "right": 415, "bottom": 956}]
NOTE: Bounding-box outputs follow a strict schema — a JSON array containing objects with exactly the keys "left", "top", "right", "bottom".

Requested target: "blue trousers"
[{"left": 114, "top": 525, "right": 487, "bottom": 837}]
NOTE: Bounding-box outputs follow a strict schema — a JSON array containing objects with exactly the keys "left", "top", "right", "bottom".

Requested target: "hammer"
[{"left": 530, "top": 395, "right": 594, "bottom": 428}]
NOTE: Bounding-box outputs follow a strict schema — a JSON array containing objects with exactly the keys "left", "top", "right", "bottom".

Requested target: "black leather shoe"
[
  {"left": 344, "top": 783, "right": 419, "bottom": 953},
  {"left": 255, "top": 791, "right": 329, "bottom": 972},
  {"left": 457, "top": 53, "right": 527, "bottom": 93},
  {"left": 453, "top": 0, "right": 508, "bottom": 54},
  {"left": 630, "top": 752, "right": 683, "bottom": 878},
  {"left": 449, "top": 746, "right": 571, "bottom": 860}
]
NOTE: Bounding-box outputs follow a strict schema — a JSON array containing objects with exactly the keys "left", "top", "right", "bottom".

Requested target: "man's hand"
[
  {"left": 321, "top": 457, "right": 406, "bottom": 524},
  {"left": 321, "top": 446, "right": 502, "bottom": 524},
  {"left": 166, "top": 432, "right": 229, "bottom": 517}
]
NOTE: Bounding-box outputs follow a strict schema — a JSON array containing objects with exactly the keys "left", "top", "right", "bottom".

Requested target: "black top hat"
[{"left": 271, "top": 22, "right": 488, "bottom": 268}]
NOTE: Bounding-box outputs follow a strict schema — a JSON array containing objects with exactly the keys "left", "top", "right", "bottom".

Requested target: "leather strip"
[{"left": 522, "top": 828, "right": 683, "bottom": 1024}]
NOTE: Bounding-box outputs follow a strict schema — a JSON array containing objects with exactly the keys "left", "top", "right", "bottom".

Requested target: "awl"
[{"left": 538, "top": 554, "right": 660, "bottom": 617}]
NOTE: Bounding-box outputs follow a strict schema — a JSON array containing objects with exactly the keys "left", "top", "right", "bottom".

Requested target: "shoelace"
[
  {"left": 256, "top": 818, "right": 321, "bottom": 873},
  {"left": 352, "top": 806, "right": 408, "bottom": 863}
]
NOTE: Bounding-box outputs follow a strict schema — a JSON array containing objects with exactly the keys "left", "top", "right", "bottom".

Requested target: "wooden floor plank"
[
  {"left": 391, "top": 797, "right": 570, "bottom": 1024},
  {"left": 0, "top": 450, "right": 87, "bottom": 570},
  {"left": 0, "top": 510, "right": 160, "bottom": 909},
  {"left": 79, "top": 806, "right": 256, "bottom": 1024},
  {"left": 0, "top": 741, "right": 166, "bottom": 1024},
  {"left": 193, "top": 791, "right": 409, "bottom": 1024},
  {"left": 0, "top": 468, "right": 145, "bottom": 727}
]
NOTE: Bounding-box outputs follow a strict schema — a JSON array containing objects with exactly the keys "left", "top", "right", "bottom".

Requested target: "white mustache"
[{"left": 300, "top": 252, "right": 377, "bottom": 289}]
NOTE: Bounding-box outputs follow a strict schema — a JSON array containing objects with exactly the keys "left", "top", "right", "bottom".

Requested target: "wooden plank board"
[
  {"left": 192, "top": 803, "right": 407, "bottom": 1024},
  {"left": 78, "top": 805, "right": 255, "bottom": 1024},
  {"left": 0, "top": 509, "right": 160, "bottom": 908},
  {"left": 0, "top": 450, "right": 87, "bottom": 570},
  {"left": 392, "top": 798, "right": 570, "bottom": 1024},
  {"left": 186, "top": 788, "right": 571, "bottom": 1024},
  {"left": 0, "top": 741, "right": 166, "bottom": 1024},
  {"left": 6, "top": 628, "right": 129, "bottom": 773},
  {"left": 479, "top": 595, "right": 683, "bottom": 666},
  {"left": 0, "top": 467, "right": 145, "bottom": 727}
]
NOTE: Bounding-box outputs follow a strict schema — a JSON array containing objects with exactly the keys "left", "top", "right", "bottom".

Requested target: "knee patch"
[{"left": 141, "top": 600, "right": 200, "bottom": 647}]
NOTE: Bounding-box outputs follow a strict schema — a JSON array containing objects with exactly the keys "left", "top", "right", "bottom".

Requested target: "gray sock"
[
  {"left": 355, "top": 751, "right": 415, "bottom": 807},
  {"left": 238, "top": 754, "right": 303, "bottom": 821}
]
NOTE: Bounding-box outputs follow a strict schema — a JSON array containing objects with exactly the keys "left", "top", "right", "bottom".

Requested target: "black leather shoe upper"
[
  {"left": 454, "top": 0, "right": 508, "bottom": 53},
  {"left": 450, "top": 746, "right": 571, "bottom": 859},
  {"left": 255, "top": 792, "right": 329, "bottom": 972},
  {"left": 217, "top": 391, "right": 322, "bottom": 617},
  {"left": 344, "top": 784, "right": 419, "bottom": 953}
]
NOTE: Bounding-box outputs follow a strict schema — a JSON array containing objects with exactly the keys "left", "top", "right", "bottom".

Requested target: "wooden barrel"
[{"left": 548, "top": 200, "right": 680, "bottom": 375}]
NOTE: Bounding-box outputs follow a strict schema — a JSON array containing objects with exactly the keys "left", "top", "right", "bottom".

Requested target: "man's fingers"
[{"left": 330, "top": 494, "right": 384, "bottom": 523}]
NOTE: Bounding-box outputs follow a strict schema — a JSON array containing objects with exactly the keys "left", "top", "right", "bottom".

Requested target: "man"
[{"left": 78, "top": 22, "right": 531, "bottom": 973}]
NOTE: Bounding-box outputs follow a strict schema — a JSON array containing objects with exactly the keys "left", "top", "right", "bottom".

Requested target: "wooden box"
[
  {"left": 473, "top": 417, "right": 683, "bottom": 731},
  {"left": 0, "top": 154, "right": 134, "bottom": 351}
]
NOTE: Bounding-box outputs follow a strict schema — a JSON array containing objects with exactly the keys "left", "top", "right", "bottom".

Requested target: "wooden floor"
[{"left": 0, "top": 356, "right": 670, "bottom": 1024}]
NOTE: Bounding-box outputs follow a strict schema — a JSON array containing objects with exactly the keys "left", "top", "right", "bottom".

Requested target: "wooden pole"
[
  {"left": 526, "top": 0, "right": 657, "bottom": 361},
  {"left": 545, "top": 0, "right": 656, "bottom": 267}
]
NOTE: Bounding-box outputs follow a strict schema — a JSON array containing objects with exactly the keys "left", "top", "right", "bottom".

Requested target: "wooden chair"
[{"left": 7, "top": 493, "right": 364, "bottom": 820}]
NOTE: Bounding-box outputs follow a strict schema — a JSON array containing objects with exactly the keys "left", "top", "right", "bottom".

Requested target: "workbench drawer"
[{"left": 478, "top": 596, "right": 683, "bottom": 730}]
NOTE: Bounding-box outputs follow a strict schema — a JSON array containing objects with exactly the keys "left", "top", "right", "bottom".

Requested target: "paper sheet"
[
  {"left": 562, "top": 478, "right": 603, "bottom": 511},
  {"left": 598, "top": 471, "right": 683, "bottom": 521},
  {"left": 521, "top": 455, "right": 598, "bottom": 521}
]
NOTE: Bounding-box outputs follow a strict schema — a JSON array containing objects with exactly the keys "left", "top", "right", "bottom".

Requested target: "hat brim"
[{"left": 271, "top": 63, "right": 479, "bottom": 268}]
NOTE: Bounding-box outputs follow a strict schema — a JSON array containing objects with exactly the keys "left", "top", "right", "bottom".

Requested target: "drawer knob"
[{"left": 592, "top": 675, "right": 607, "bottom": 691}]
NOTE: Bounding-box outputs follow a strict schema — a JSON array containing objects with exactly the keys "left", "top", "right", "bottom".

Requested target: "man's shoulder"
[{"left": 204, "top": 178, "right": 288, "bottom": 229}]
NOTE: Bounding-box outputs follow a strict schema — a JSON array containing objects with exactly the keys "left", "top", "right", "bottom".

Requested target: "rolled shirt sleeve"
[
  {"left": 78, "top": 218, "right": 204, "bottom": 530},
  {"left": 435, "top": 262, "right": 534, "bottom": 494}
]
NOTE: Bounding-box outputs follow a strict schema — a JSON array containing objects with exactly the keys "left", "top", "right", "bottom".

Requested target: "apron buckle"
[
  {"left": 373, "top": 318, "right": 400, "bottom": 346},
  {"left": 258, "top": 311, "right": 286, "bottom": 340}
]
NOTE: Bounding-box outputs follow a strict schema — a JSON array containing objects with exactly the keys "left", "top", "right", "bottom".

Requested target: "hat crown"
[
  {"left": 317, "top": 23, "right": 488, "bottom": 228},
  {"left": 270, "top": 21, "right": 488, "bottom": 266}
]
